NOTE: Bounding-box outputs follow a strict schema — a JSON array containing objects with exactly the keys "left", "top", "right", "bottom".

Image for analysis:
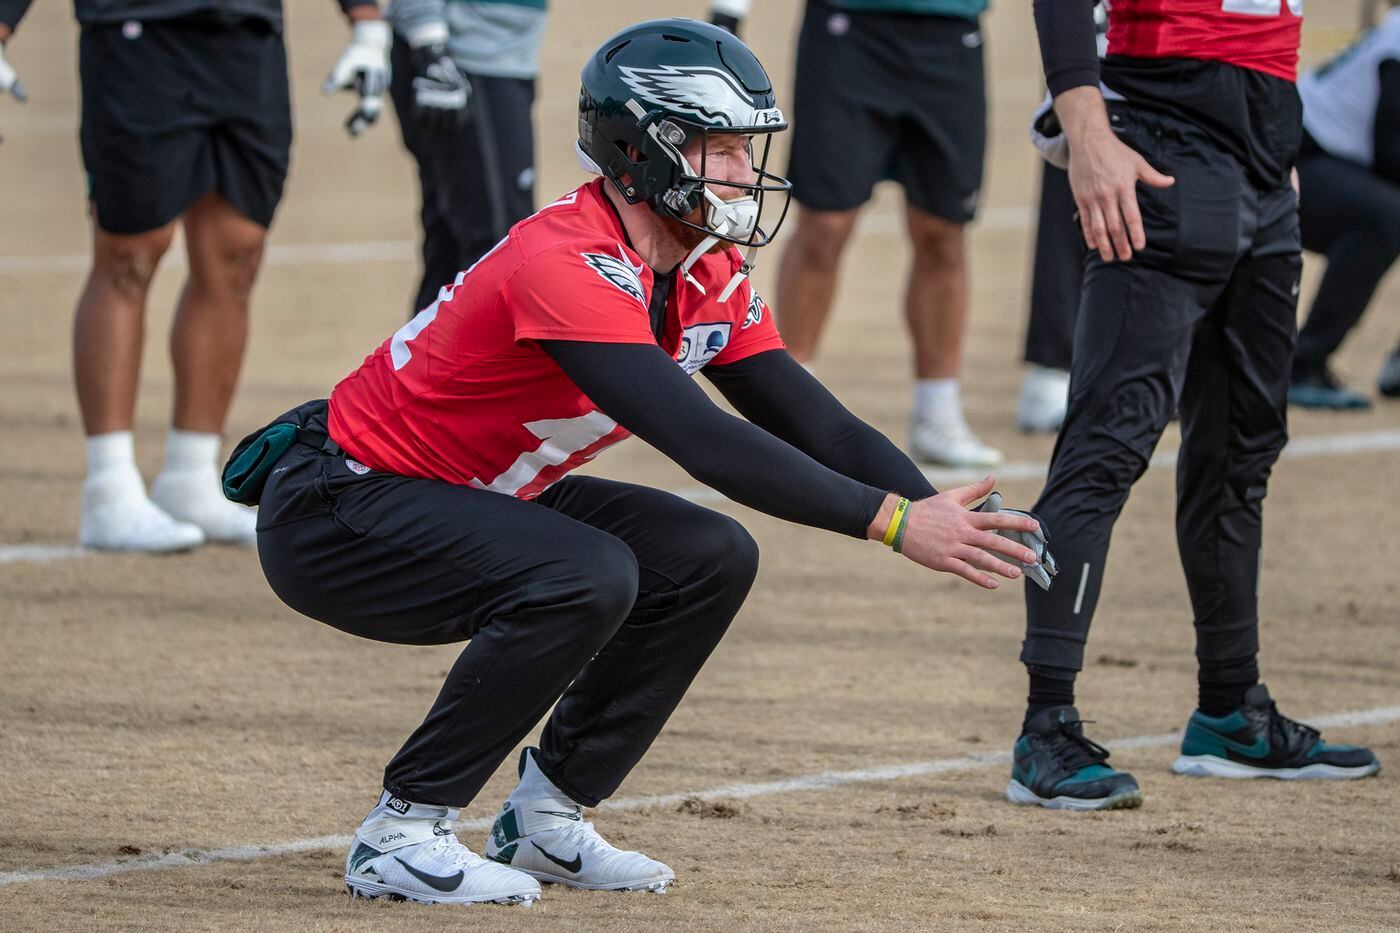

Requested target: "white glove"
[
  {"left": 975, "top": 492, "right": 1059, "bottom": 590},
  {"left": 323, "top": 19, "right": 391, "bottom": 138},
  {"left": 1029, "top": 93, "right": 1070, "bottom": 171}
]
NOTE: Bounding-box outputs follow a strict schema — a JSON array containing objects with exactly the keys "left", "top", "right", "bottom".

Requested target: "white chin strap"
[
  {"left": 679, "top": 191, "right": 759, "bottom": 301},
  {"left": 627, "top": 99, "right": 761, "bottom": 302}
]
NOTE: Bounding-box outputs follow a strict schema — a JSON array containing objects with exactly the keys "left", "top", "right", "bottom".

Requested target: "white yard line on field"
[
  {"left": 0, "top": 239, "right": 419, "bottom": 275},
  {"left": 669, "top": 426, "right": 1400, "bottom": 504},
  {"left": 0, "top": 545, "right": 87, "bottom": 564},
  {"left": 3, "top": 427, "right": 1399, "bottom": 562},
  {"left": 0, "top": 208, "right": 1034, "bottom": 277},
  {"left": 1, "top": 703, "right": 1396, "bottom": 889}
]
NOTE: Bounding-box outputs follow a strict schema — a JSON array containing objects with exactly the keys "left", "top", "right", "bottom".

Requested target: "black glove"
[
  {"left": 410, "top": 43, "right": 470, "bottom": 137},
  {"left": 711, "top": 13, "right": 741, "bottom": 37}
]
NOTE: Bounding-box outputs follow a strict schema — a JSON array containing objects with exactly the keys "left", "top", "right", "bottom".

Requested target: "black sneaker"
[
  {"left": 1172, "top": 684, "right": 1381, "bottom": 780},
  {"left": 1288, "top": 366, "right": 1371, "bottom": 410},
  {"left": 1006, "top": 707, "right": 1144, "bottom": 810}
]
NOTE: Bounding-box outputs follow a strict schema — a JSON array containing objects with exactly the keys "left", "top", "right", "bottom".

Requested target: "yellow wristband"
[{"left": 882, "top": 496, "right": 911, "bottom": 548}]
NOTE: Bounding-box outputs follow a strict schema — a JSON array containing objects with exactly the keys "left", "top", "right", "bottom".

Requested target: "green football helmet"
[{"left": 578, "top": 18, "right": 792, "bottom": 298}]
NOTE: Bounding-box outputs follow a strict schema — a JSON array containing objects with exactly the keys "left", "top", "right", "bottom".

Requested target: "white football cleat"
[
  {"left": 79, "top": 468, "right": 205, "bottom": 553},
  {"left": 486, "top": 800, "right": 675, "bottom": 893},
  {"left": 346, "top": 800, "right": 540, "bottom": 906},
  {"left": 909, "top": 409, "right": 1003, "bottom": 468},
  {"left": 1016, "top": 365, "right": 1070, "bottom": 434},
  {"left": 151, "top": 467, "right": 257, "bottom": 545}
]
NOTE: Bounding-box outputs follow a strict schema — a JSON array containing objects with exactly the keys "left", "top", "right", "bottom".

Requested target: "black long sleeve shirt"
[{"left": 540, "top": 341, "right": 936, "bottom": 539}]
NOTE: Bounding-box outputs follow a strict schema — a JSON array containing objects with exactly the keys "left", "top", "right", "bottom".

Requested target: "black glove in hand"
[{"left": 410, "top": 43, "right": 470, "bottom": 136}]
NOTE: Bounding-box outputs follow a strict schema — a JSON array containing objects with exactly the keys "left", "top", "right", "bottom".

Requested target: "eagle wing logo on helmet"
[
  {"left": 618, "top": 64, "right": 780, "bottom": 128},
  {"left": 581, "top": 246, "right": 647, "bottom": 306}
]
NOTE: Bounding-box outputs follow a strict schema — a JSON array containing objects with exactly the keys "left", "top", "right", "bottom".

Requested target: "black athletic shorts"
[
  {"left": 787, "top": 0, "right": 986, "bottom": 221},
  {"left": 78, "top": 15, "right": 293, "bottom": 234}
]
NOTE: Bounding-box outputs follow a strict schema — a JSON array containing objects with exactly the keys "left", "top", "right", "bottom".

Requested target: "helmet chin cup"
[{"left": 704, "top": 191, "right": 759, "bottom": 240}]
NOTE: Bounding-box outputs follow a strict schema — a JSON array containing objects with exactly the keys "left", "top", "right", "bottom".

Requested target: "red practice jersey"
[
  {"left": 327, "top": 179, "right": 784, "bottom": 499},
  {"left": 1105, "top": 0, "right": 1302, "bottom": 82}
]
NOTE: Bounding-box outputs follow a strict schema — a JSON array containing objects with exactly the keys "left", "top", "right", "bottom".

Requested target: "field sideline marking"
[
  {"left": 3, "top": 427, "right": 1399, "bottom": 563},
  {"left": 1, "top": 703, "right": 1396, "bottom": 889},
  {"left": 0, "top": 209, "right": 1032, "bottom": 277},
  {"left": 674, "top": 426, "right": 1400, "bottom": 503}
]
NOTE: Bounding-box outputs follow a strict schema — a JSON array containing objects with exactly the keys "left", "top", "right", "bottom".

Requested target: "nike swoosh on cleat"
[
  {"left": 531, "top": 842, "right": 583, "bottom": 873},
  {"left": 533, "top": 809, "right": 582, "bottom": 821},
  {"left": 392, "top": 857, "right": 465, "bottom": 893}
]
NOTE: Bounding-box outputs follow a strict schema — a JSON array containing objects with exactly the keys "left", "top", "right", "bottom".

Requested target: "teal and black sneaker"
[
  {"left": 1006, "top": 707, "right": 1144, "bottom": 810},
  {"left": 1172, "top": 684, "right": 1381, "bottom": 780}
]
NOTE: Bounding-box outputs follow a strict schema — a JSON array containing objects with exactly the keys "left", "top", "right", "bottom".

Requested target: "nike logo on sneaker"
[
  {"left": 392, "top": 857, "right": 465, "bottom": 892},
  {"left": 533, "top": 808, "right": 582, "bottom": 821},
  {"left": 532, "top": 842, "right": 583, "bottom": 873},
  {"left": 1203, "top": 727, "right": 1269, "bottom": 758}
]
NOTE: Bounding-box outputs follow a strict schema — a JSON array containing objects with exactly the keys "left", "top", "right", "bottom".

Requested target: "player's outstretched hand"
[
  {"left": 324, "top": 19, "right": 391, "bottom": 138},
  {"left": 888, "top": 476, "right": 1044, "bottom": 590}
]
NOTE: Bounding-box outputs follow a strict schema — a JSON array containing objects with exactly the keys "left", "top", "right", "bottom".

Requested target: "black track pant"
[
  {"left": 1294, "top": 133, "right": 1400, "bottom": 374},
  {"left": 1024, "top": 161, "right": 1085, "bottom": 371},
  {"left": 256, "top": 402, "right": 758, "bottom": 808},
  {"left": 1022, "top": 105, "right": 1299, "bottom": 676},
  {"left": 389, "top": 37, "right": 536, "bottom": 316}
]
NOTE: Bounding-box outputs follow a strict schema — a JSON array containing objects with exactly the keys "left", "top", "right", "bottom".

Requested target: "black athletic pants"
[
  {"left": 389, "top": 37, "right": 536, "bottom": 315},
  {"left": 1022, "top": 105, "right": 1299, "bottom": 676},
  {"left": 1024, "top": 161, "right": 1085, "bottom": 371},
  {"left": 255, "top": 401, "right": 758, "bottom": 808},
  {"left": 1293, "top": 132, "right": 1400, "bottom": 375}
]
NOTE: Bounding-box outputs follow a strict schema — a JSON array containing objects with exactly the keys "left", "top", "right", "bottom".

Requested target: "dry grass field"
[{"left": 2, "top": 1, "right": 1398, "bottom": 930}]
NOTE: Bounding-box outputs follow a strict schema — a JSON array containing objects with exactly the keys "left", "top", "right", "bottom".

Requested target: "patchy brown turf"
[{"left": 2, "top": 1, "right": 1397, "bottom": 930}]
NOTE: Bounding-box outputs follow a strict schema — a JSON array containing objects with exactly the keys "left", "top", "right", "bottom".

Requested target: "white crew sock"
[
  {"left": 163, "top": 428, "right": 221, "bottom": 473},
  {"left": 914, "top": 378, "right": 960, "bottom": 421},
  {"left": 86, "top": 430, "right": 139, "bottom": 478}
]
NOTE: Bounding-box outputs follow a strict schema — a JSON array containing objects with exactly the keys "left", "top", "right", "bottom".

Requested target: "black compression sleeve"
[
  {"left": 1034, "top": 0, "right": 1101, "bottom": 96},
  {"left": 540, "top": 340, "right": 888, "bottom": 538},
  {"left": 703, "top": 350, "right": 937, "bottom": 501},
  {"left": 1374, "top": 59, "right": 1400, "bottom": 185},
  {"left": 0, "top": 0, "right": 32, "bottom": 31}
]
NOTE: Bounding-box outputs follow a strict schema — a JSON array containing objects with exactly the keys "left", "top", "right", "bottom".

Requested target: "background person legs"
[
  {"left": 1018, "top": 161, "right": 1083, "bottom": 432},
  {"left": 775, "top": 0, "right": 998, "bottom": 467},
  {"left": 74, "top": 221, "right": 206, "bottom": 552},
  {"left": 1291, "top": 141, "right": 1400, "bottom": 407},
  {"left": 774, "top": 205, "right": 859, "bottom": 364},
  {"left": 150, "top": 193, "right": 270, "bottom": 542},
  {"left": 74, "top": 16, "right": 289, "bottom": 551}
]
